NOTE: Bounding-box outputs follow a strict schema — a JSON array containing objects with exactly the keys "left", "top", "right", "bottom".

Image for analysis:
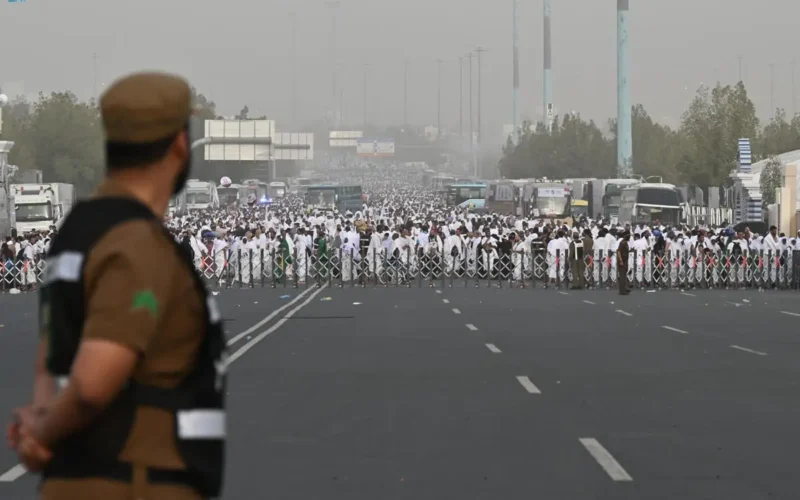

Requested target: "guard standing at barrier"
[
  {"left": 582, "top": 229, "right": 594, "bottom": 289},
  {"left": 569, "top": 232, "right": 585, "bottom": 290},
  {"left": 6, "top": 72, "right": 227, "bottom": 500},
  {"left": 617, "top": 230, "right": 631, "bottom": 295}
]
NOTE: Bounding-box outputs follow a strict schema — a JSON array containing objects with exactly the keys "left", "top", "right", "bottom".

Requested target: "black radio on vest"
[{"left": 39, "top": 197, "right": 226, "bottom": 497}]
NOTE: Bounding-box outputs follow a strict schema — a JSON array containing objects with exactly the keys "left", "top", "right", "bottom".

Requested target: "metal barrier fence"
[{"left": 5, "top": 247, "right": 798, "bottom": 292}]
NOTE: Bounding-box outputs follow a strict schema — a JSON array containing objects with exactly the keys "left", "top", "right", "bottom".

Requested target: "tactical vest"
[{"left": 39, "top": 197, "right": 226, "bottom": 498}]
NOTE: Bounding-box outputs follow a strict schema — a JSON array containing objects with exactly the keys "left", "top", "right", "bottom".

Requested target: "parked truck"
[
  {"left": 11, "top": 183, "right": 76, "bottom": 233},
  {"left": 185, "top": 179, "right": 220, "bottom": 211}
]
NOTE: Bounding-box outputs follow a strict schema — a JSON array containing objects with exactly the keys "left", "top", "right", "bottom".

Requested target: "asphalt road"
[{"left": 0, "top": 285, "right": 798, "bottom": 499}]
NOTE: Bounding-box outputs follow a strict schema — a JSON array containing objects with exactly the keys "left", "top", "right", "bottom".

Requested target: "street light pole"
[
  {"left": 459, "top": 56, "right": 464, "bottom": 138},
  {"left": 437, "top": 58, "right": 443, "bottom": 140},
  {"left": 404, "top": 59, "right": 409, "bottom": 126},
  {"left": 475, "top": 47, "right": 486, "bottom": 147},
  {"left": 467, "top": 52, "right": 476, "bottom": 178},
  {"left": 363, "top": 64, "right": 370, "bottom": 129}
]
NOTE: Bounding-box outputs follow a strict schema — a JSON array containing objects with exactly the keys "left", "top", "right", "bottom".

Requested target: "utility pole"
[
  {"left": 92, "top": 53, "right": 98, "bottom": 101},
  {"left": 467, "top": 52, "right": 476, "bottom": 178},
  {"left": 792, "top": 58, "right": 797, "bottom": 117},
  {"left": 290, "top": 12, "right": 298, "bottom": 126},
  {"left": 340, "top": 87, "right": 344, "bottom": 127},
  {"left": 770, "top": 63, "right": 776, "bottom": 120},
  {"left": 363, "top": 64, "right": 370, "bottom": 129},
  {"left": 512, "top": 0, "right": 520, "bottom": 143},
  {"left": 737, "top": 55, "right": 744, "bottom": 83},
  {"left": 459, "top": 56, "right": 464, "bottom": 138},
  {"left": 437, "top": 59, "right": 443, "bottom": 140},
  {"left": 543, "top": 0, "right": 553, "bottom": 131},
  {"left": 476, "top": 47, "right": 486, "bottom": 147},
  {"left": 404, "top": 59, "right": 409, "bottom": 125},
  {"left": 325, "top": 1, "right": 340, "bottom": 123}
]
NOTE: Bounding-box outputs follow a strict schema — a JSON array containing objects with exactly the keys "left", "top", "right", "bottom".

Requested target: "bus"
[
  {"left": 217, "top": 183, "right": 240, "bottom": 207},
  {"left": 571, "top": 199, "right": 589, "bottom": 218},
  {"left": 421, "top": 169, "right": 438, "bottom": 188},
  {"left": 268, "top": 181, "right": 287, "bottom": 199},
  {"left": 306, "top": 184, "right": 363, "bottom": 213},
  {"left": 602, "top": 179, "right": 641, "bottom": 220},
  {"left": 618, "top": 183, "right": 683, "bottom": 226},
  {"left": 432, "top": 175, "right": 456, "bottom": 192},
  {"left": 528, "top": 182, "right": 572, "bottom": 221},
  {"left": 485, "top": 180, "right": 522, "bottom": 215},
  {"left": 447, "top": 183, "right": 487, "bottom": 206},
  {"left": 293, "top": 177, "right": 313, "bottom": 194},
  {"left": 239, "top": 179, "right": 268, "bottom": 206}
]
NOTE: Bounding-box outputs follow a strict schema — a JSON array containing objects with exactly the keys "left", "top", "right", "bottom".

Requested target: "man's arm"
[{"left": 32, "top": 341, "right": 55, "bottom": 412}]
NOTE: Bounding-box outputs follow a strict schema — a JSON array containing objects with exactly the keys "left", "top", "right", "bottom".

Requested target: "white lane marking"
[
  {"left": 681, "top": 292, "right": 697, "bottom": 297},
  {"left": 226, "top": 285, "right": 328, "bottom": 366},
  {"left": 435, "top": 290, "right": 442, "bottom": 294},
  {"left": 485, "top": 343, "right": 502, "bottom": 354},
  {"left": 615, "top": 310, "right": 633, "bottom": 317},
  {"left": 730, "top": 345, "right": 768, "bottom": 357},
  {"left": 442, "top": 299, "right": 450, "bottom": 304},
  {"left": 226, "top": 286, "right": 315, "bottom": 346},
  {"left": 781, "top": 311, "right": 800, "bottom": 317},
  {"left": 662, "top": 326, "right": 689, "bottom": 334},
  {"left": 466, "top": 324, "right": 478, "bottom": 331},
  {"left": 0, "top": 464, "right": 26, "bottom": 482},
  {"left": 582, "top": 300, "right": 596, "bottom": 305},
  {"left": 579, "top": 438, "right": 633, "bottom": 482},
  {"left": 452, "top": 308, "right": 461, "bottom": 315},
  {"left": 558, "top": 291, "right": 570, "bottom": 296},
  {"left": 725, "top": 301, "right": 744, "bottom": 307},
  {"left": 516, "top": 376, "right": 542, "bottom": 394}
]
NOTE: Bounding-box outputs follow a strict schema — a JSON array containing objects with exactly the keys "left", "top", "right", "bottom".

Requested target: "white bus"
[
  {"left": 618, "top": 183, "right": 683, "bottom": 226},
  {"left": 268, "top": 181, "right": 287, "bottom": 199}
]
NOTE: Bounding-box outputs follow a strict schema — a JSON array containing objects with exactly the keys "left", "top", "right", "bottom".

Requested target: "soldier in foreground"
[{"left": 6, "top": 72, "right": 226, "bottom": 500}]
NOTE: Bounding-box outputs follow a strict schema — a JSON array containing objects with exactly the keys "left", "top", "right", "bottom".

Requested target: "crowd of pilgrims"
[{"left": 162, "top": 163, "right": 800, "bottom": 286}]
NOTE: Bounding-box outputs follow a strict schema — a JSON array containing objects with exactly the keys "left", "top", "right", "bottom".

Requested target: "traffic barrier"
[{"left": 2, "top": 247, "right": 796, "bottom": 292}]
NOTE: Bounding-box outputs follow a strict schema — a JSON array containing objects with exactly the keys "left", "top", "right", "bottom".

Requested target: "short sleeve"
[{"left": 82, "top": 221, "right": 171, "bottom": 354}]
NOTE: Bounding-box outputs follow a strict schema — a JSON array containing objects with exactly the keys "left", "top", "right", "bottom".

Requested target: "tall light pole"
[
  {"left": 93, "top": 53, "right": 98, "bottom": 102},
  {"left": 512, "top": 0, "right": 520, "bottom": 143},
  {"left": 363, "top": 64, "right": 370, "bottom": 129},
  {"left": 325, "top": 1, "right": 341, "bottom": 123},
  {"left": 459, "top": 56, "right": 464, "bottom": 138},
  {"left": 404, "top": 59, "right": 409, "bottom": 125},
  {"left": 543, "top": 0, "right": 553, "bottom": 131},
  {"left": 770, "top": 63, "right": 776, "bottom": 120},
  {"left": 476, "top": 47, "right": 486, "bottom": 148},
  {"left": 290, "top": 11, "right": 298, "bottom": 127},
  {"left": 437, "top": 58, "right": 443, "bottom": 140},
  {"left": 792, "top": 58, "right": 797, "bottom": 117},
  {"left": 616, "top": 0, "right": 632, "bottom": 178},
  {"left": 467, "top": 52, "right": 476, "bottom": 178},
  {"left": 737, "top": 55, "right": 744, "bottom": 83}
]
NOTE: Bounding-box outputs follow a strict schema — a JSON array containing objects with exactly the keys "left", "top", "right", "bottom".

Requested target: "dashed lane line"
[
  {"left": 516, "top": 376, "right": 542, "bottom": 394},
  {"left": 485, "top": 343, "right": 502, "bottom": 354},
  {"left": 730, "top": 345, "right": 768, "bottom": 356},
  {"left": 582, "top": 300, "right": 596, "bottom": 305},
  {"left": 781, "top": 311, "right": 800, "bottom": 318},
  {"left": 452, "top": 308, "right": 461, "bottom": 315},
  {"left": 466, "top": 324, "right": 478, "bottom": 331},
  {"left": 662, "top": 325, "right": 689, "bottom": 334},
  {"left": 615, "top": 310, "right": 633, "bottom": 317},
  {"left": 226, "top": 286, "right": 316, "bottom": 346},
  {"left": 579, "top": 438, "right": 633, "bottom": 482},
  {"left": 442, "top": 299, "right": 450, "bottom": 304},
  {"left": 0, "top": 464, "right": 26, "bottom": 482},
  {"left": 681, "top": 292, "right": 698, "bottom": 297},
  {"left": 558, "top": 291, "right": 570, "bottom": 296},
  {"left": 435, "top": 290, "right": 442, "bottom": 294}
]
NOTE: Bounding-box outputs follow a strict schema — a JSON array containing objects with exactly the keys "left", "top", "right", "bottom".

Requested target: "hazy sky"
[{"left": 2, "top": 0, "right": 800, "bottom": 143}]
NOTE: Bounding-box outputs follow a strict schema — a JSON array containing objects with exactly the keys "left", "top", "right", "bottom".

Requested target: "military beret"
[{"left": 100, "top": 72, "right": 192, "bottom": 143}]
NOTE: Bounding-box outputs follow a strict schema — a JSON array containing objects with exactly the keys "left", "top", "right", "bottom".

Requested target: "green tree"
[
  {"left": 757, "top": 109, "right": 800, "bottom": 157},
  {"left": 7, "top": 92, "right": 103, "bottom": 195},
  {"left": 677, "top": 82, "right": 758, "bottom": 187},
  {"left": 759, "top": 157, "right": 783, "bottom": 205}
]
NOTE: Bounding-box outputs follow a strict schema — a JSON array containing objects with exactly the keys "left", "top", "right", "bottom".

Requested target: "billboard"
[
  {"left": 270, "top": 133, "right": 314, "bottom": 161},
  {"left": 204, "top": 120, "right": 275, "bottom": 161},
  {"left": 329, "top": 130, "right": 363, "bottom": 148},
  {"left": 356, "top": 138, "right": 395, "bottom": 157}
]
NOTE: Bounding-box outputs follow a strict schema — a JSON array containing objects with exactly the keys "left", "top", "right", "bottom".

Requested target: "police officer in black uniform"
[{"left": 7, "top": 72, "right": 226, "bottom": 500}]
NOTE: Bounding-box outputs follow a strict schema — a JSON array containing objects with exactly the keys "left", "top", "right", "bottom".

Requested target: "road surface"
[{"left": 0, "top": 286, "right": 798, "bottom": 499}]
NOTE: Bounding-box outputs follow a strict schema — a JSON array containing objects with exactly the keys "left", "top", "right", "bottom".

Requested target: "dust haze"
[{"left": 2, "top": 0, "right": 799, "bottom": 142}]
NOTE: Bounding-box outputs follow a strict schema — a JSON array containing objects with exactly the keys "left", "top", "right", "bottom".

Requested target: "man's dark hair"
[{"left": 105, "top": 123, "right": 188, "bottom": 171}]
